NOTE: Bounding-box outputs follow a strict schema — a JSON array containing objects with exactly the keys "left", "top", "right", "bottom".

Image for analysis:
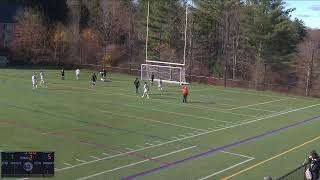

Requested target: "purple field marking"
[{"left": 123, "top": 115, "right": 320, "bottom": 180}]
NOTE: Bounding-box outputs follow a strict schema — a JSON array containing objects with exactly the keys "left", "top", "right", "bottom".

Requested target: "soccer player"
[
  {"left": 141, "top": 82, "right": 149, "bottom": 99},
  {"left": 92, "top": 73, "right": 97, "bottom": 86},
  {"left": 39, "top": 71, "right": 45, "bottom": 86},
  {"left": 75, "top": 68, "right": 80, "bottom": 80},
  {"left": 134, "top": 78, "right": 140, "bottom": 94},
  {"left": 181, "top": 86, "right": 189, "bottom": 103},
  {"left": 151, "top": 73, "right": 154, "bottom": 85},
  {"left": 100, "top": 68, "right": 107, "bottom": 81},
  {"left": 61, "top": 68, "right": 65, "bottom": 80},
  {"left": 158, "top": 78, "right": 163, "bottom": 91},
  {"left": 32, "top": 74, "right": 37, "bottom": 90}
]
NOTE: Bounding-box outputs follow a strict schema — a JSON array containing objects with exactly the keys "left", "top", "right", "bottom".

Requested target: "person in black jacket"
[
  {"left": 305, "top": 150, "right": 320, "bottom": 180},
  {"left": 134, "top": 78, "right": 140, "bottom": 94}
]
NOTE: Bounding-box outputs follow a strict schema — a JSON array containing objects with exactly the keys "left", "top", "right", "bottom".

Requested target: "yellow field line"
[{"left": 222, "top": 135, "right": 320, "bottom": 180}]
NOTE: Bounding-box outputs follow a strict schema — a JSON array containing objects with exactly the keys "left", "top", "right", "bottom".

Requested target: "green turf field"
[{"left": 0, "top": 68, "right": 320, "bottom": 180}]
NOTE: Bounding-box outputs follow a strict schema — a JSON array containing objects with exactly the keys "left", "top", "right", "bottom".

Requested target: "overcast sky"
[{"left": 284, "top": 0, "right": 320, "bottom": 29}]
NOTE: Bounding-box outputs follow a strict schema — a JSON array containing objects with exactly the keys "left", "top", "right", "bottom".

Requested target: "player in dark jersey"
[
  {"left": 151, "top": 73, "right": 154, "bottom": 85},
  {"left": 61, "top": 68, "right": 65, "bottom": 80},
  {"left": 134, "top": 78, "right": 140, "bottom": 94},
  {"left": 92, "top": 73, "right": 97, "bottom": 86}
]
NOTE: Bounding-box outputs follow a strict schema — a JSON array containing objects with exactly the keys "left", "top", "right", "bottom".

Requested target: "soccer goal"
[
  {"left": 141, "top": 1, "right": 189, "bottom": 84},
  {"left": 141, "top": 63, "right": 186, "bottom": 84}
]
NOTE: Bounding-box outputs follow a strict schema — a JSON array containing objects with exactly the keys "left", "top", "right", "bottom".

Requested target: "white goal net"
[{"left": 141, "top": 64, "right": 186, "bottom": 84}]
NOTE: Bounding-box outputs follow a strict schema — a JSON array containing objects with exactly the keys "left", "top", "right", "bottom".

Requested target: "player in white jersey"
[
  {"left": 158, "top": 78, "right": 163, "bottom": 91},
  {"left": 75, "top": 69, "right": 80, "bottom": 80},
  {"left": 39, "top": 71, "right": 45, "bottom": 86},
  {"left": 141, "top": 82, "right": 150, "bottom": 99},
  {"left": 32, "top": 74, "right": 37, "bottom": 90}
]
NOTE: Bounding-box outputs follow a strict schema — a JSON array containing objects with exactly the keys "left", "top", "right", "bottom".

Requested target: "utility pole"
[{"left": 189, "top": 20, "right": 194, "bottom": 84}]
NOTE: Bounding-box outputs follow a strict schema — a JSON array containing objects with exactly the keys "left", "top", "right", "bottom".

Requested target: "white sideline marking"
[
  {"left": 55, "top": 104, "right": 320, "bottom": 172},
  {"left": 198, "top": 158, "right": 255, "bottom": 180},
  {"left": 145, "top": 143, "right": 154, "bottom": 146},
  {"left": 77, "top": 146, "right": 197, "bottom": 180},
  {"left": 63, "top": 163, "right": 72, "bottom": 166},
  {"left": 172, "top": 137, "right": 179, "bottom": 140},
  {"left": 89, "top": 156, "right": 99, "bottom": 160},
  {"left": 102, "top": 153, "right": 110, "bottom": 156},
  {"left": 76, "top": 159, "right": 86, "bottom": 163},
  {"left": 136, "top": 145, "right": 145, "bottom": 148},
  {"left": 100, "top": 110, "right": 208, "bottom": 132},
  {"left": 227, "top": 98, "right": 289, "bottom": 111},
  {"left": 126, "top": 148, "right": 135, "bottom": 151},
  {"left": 154, "top": 140, "right": 163, "bottom": 144},
  {"left": 220, "top": 151, "right": 254, "bottom": 159}
]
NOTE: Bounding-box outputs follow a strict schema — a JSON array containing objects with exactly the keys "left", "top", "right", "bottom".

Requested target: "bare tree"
[{"left": 11, "top": 8, "right": 48, "bottom": 63}]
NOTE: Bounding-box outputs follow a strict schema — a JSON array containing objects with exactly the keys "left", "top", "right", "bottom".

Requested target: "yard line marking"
[
  {"left": 100, "top": 110, "right": 207, "bottom": 132},
  {"left": 154, "top": 140, "right": 162, "bottom": 144},
  {"left": 126, "top": 148, "right": 135, "bottom": 151},
  {"left": 124, "top": 104, "right": 240, "bottom": 123},
  {"left": 145, "top": 143, "right": 154, "bottom": 146},
  {"left": 198, "top": 158, "right": 255, "bottom": 180},
  {"left": 222, "top": 135, "right": 320, "bottom": 180},
  {"left": 56, "top": 104, "right": 320, "bottom": 172},
  {"left": 171, "top": 137, "right": 179, "bottom": 140},
  {"left": 220, "top": 151, "right": 254, "bottom": 159},
  {"left": 220, "top": 103, "right": 277, "bottom": 113},
  {"left": 63, "top": 163, "right": 72, "bottom": 166},
  {"left": 77, "top": 146, "right": 197, "bottom": 180},
  {"left": 136, "top": 145, "right": 145, "bottom": 149},
  {"left": 227, "top": 98, "right": 289, "bottom": 111},
  {"left": 102, "top": 153, "right": 110, "bottom": 156},
  {"left": 89, "top": 156, "right": 99, "bottom": 160},
  {"left": 76, "top": 159, "right": 86, "bottom": 163}
]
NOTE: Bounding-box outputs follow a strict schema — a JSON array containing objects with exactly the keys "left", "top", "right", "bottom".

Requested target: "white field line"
[
  {"left": 99, "top": 110, "right": 208, "bottom": 132},
  {"left": 145, "top": 143, "right": 154, "bottom": 146},
  {"left": 198, "top": 158, "right": 255, "bottom": 180},
  {"left": 63, "top": 163, "right": 72, "bottom": 166},
  {"left": 102, "top": 153, "right": 110, "bottom": 156},
  {"left": 76, "top": 146, "right": 197, "bottom": 180},
  {"left": 76, "top": 159, "right": 86, "bottom": 163},
  {"left": 136, "top": 145, "right": 145, "bottom": 148},
  {"left": 227, "top": 98, "right": 290, "bottom": 111},
  {"left": 220, "top": 103, "right": 277, "bottom": 113},
  {"left": 220, "top": 151, "right": 254, "bottom": 159},
  {"left": 89, "top": 156, "right": 99, "bottom": 160},
  {"left": 55, "top": 104, "right": 320, "bottom": 172},
  {"left": 126, "top": 148, "right": 135, "bottom": 151},
  {"left": 124, "top": 104, "right": 240, "bottom": 123}
]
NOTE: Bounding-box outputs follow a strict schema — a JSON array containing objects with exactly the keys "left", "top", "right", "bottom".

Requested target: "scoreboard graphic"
[{"left": 1, "top": 152, "right": 54, "bottom": 178}]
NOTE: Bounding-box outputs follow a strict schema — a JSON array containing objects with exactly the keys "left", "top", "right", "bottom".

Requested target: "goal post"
[
  {"left": 143, "top": 1, "right": 189, "bottom": 85},
  {"left": 141, "top": 64, "right": 187, "bottom": 84}
]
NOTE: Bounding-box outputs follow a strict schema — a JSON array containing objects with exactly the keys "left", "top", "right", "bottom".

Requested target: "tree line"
[{"left": 5, "top": 0, "right": 320, "bottom": 95}]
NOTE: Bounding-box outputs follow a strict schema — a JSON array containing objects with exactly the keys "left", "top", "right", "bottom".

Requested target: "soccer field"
[{"left": 1, "top": 68, "right": 320, "bottom": 180}]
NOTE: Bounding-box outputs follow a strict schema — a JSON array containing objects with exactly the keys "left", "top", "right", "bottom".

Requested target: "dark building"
[{"left": 0, "top": 4, "right": 20, "bottom": 48}]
